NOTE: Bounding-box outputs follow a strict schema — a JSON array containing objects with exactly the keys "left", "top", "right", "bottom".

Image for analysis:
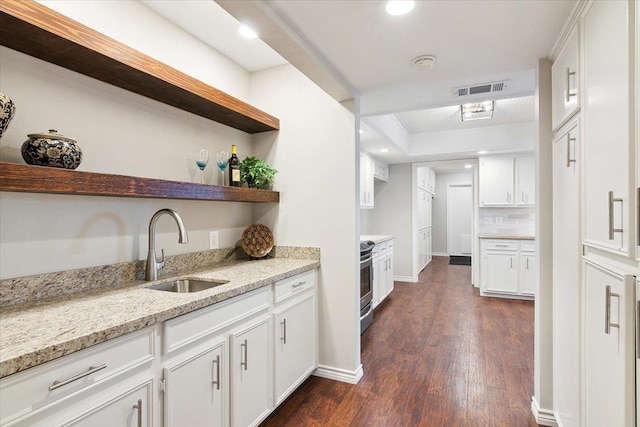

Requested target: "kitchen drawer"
[
  {"left": 520, "top": 241, "right": 536, "bottom": 252},
  {"left": 163, "top": 286, "right": 269, "bottom": 354},
  {"left": 274, "top": 270, "right": 316, "bottom": 305},
  {"left": 485, "top": 241, "right": 519, "bottom": 251},
  {"left": 0, "top": 327, "right": 155, "bottom": 426}
]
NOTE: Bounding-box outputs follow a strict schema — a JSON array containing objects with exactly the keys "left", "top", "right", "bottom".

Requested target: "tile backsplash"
[{"left": 478, "top": 207, "right": 535, "bottom": 235}]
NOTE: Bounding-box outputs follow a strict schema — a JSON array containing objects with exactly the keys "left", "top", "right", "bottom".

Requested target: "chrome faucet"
[{"left": 145, "top": 209, "right": 189, "bottom": 281}]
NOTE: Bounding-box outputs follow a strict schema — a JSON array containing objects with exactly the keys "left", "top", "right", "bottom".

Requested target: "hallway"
[{"left": 261, "top": 256, "right": 537, "bottom": 426}]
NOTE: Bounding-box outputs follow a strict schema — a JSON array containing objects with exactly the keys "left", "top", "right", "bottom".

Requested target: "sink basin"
[{"left": 146, "top": 278, "right": 229, "bottom": 293}]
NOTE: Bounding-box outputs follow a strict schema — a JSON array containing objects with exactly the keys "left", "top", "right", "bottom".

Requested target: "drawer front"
[
  {"left": 485, "top": 241, "right": 519, "bottom": 251},
  {"left": 520, "top": 241, "right": 536, "bottom": 252},
  {"left": 274, "top": 270, "right": 316, "bottom": 305},
  {"left": 0, "top": 327, "right": 155, "bottom": 426},
  {"left": 164, "top": 287, "right": 269, "bottom": 355}
]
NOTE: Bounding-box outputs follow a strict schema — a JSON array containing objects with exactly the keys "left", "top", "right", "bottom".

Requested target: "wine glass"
[
  {"left": 216, "top": 151, "right": 229, "bottom": 186},
  {"left": 195, "top": 149, "right": 209, "bottom": 184}
]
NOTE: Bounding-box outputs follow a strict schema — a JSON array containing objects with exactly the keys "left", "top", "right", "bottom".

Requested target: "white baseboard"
[
  {"left": 393, "top": 275, "right": 416, "bottom": 283},
  {"left": 313, "top": 363, "right": 363, "bottom": 384},
  {"left": 433, "top": 252, "right": 449, "bottom": 257},
  {"left": 531, "top": 396, "right": 557, "bottom": 426},
  {"left": 553, "top": 412, "right": 566, "bottom": 427}
]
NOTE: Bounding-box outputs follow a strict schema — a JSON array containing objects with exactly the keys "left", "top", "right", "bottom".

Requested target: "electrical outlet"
[
  {"left": 483, "top": 217, "right": 493, "bottom": 225},
  {"left": 496, "top": 216, "right": 503, "bottom": 225},
  {"left": 209, "top": 231, "right": 219, "bottom": 249}
]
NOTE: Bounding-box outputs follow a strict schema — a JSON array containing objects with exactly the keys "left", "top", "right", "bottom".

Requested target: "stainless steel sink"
[{"left": 146, "top": 278, "right": 229, "bottom": 293}]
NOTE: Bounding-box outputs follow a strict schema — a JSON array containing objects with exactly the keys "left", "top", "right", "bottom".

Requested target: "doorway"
[{"left": 447, "top": 184, "right": 473, "bottom": 257}]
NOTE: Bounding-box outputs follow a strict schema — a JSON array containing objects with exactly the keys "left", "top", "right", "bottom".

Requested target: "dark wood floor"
[{"left": 260, "top": 256, "right": 538, "bottom": 427}]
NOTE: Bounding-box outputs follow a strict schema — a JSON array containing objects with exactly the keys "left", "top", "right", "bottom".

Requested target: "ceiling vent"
[{"left": 453, "top": 81, "right": 509, "bottom": 97}]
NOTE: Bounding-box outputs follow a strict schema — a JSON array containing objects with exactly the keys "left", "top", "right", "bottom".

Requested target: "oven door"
[{"left": 360, "top": 253, "right": 373, "bottom": 310}]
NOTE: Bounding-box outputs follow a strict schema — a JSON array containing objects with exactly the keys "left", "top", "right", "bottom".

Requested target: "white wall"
[
  {"left": 249, "top": 65, "right": 360, "bottom": 379},
  {"left": 432, "top": 172, "right": 473, "bottom": 255},
  {"left": 0, "top": 1, "right": 255, "bottom": 278}
]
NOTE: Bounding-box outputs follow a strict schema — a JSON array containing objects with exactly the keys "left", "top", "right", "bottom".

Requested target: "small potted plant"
[{"left": 240, "top": 156, "right": 278, "bottom": 189}]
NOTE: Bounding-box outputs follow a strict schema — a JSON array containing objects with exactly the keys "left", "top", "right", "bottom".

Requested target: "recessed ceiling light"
[
  {"left": 477, "top": 150, "right": 488, "bottom": 155},
  {"left": 385, "top": 0, "right": 415, "bottom": 16},
  {"left": 464, "top": 164, "right": 472, "bottom": 169},
  {"left": 380, "top": 148, "right": 390, "bottom": 153},
  {"left": 238, "top": 25, "right": 258, "bottom": 39}
]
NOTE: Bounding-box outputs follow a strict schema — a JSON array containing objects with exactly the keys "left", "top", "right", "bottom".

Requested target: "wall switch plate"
[
  {"left": 209, "top": 231, "right": 219, "bottom": 249},
  {"left": 484, "top": 217, "right": 493, "bottom": 225},
  {"left": 495, "top": 217, "right": 503, "bottom": 225}
]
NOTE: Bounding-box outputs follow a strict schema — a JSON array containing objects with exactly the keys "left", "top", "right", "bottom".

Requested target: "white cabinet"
[
  {"left": 372, "top": 240, "right": 395, "bottom": 307},
  {"left": 373, "top": 158, "right": 389, "bottom": 181},
  {"left": 552, "top": 27, "right": 579, "bottom": 130},
  {"left": 163, "top": 340, "right": 226, "bottom": 427},
  {"left": 515, "top": 156, "right": 535, "bottom": 206},
  {"left": 584, "top": 260, "right": 635, "bottom": 427},
  {"left": 582, "top": 0, "right": 632, "bottom": 255},
  {"left": 480, "top": 155, "right": 535, "bottom": 207},
  {"left": 360, "top": 153, "right": 374, "bottom": 209},
  {"left": 273, "top": 291, "right": 316, "bottom": 406},
  {"left": 417, "top": 227, "right": 432, "bottom": 272},
  {"left": 479, "top": 156, "right": 514, "bottom": 206},
  {"left": 417, "top": 189, "right": 432, "bottom": 229},
  {"left": 63, "top": 379, "right": 152, "bottom": 427},
  {"left": 230, "top": 315, "right": 272, "bottom": 427},
  {"left": 552, "top": 120, "right": 581, "bottom": 427},
  {"left": 480, "top": 239, "right": 535, "bottom": 299},
  {"left": 417, "top": 167, "right": 436, "bottom": 194}
]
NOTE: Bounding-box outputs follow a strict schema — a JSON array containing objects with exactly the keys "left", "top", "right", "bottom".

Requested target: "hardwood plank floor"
[{"left": 260, "top": 256, "right": 538, "bottom": 427}]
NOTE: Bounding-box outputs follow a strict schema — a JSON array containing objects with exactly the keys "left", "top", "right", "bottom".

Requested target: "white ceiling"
[{"left": 141, "top": 0, "right": 577, "bottom": 164}]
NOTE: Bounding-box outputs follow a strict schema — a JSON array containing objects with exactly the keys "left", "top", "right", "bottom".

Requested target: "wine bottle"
[{"left": 228, "top": 145, "right": 241, "bottom": 187}]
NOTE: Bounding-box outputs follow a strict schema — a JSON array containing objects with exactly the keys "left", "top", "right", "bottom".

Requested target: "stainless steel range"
[{"left": 360, "top": 240, "right": 375, "bottom": 334}]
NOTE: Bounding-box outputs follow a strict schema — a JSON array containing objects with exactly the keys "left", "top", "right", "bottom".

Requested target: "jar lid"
[{"left": 27, "top": 129, "right": 77, "bottom": 143}]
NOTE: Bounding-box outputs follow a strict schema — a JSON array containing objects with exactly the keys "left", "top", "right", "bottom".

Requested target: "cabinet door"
[
  {"left": 163, "top": 340, "right": 226, "bottom": 427},
  {"left": 583, "top": 0, "right": 631, "bottom": 254},
  {"left": 584, "top": 261, "right": 635, "bottom": 427},
  {"left": 274, "top": 293, "right": 317, "bottom": 406},
  {"left": 426, "top": 194, "right": 432, "bottom": 227},
  {"left": 386, "top": 246, "right": 394, "bottom": 296},
  {"left": 479, "top": 157, "right": 514, "bottom": 206},
  {"left": 63, "top": 379, "right": 152, "bottom": 427},
  {"left": 515, "top": 156, "right": 535, "bottom": 206},
  {"left": 483, "top": 252, "right": 518, "bottom": 294},
  {"left": 519, "top": 254, "right": 536, "bottom": 296},
  {"left": 359, "top": 153, "right": 366, "bottom": 208},
  {"left": 417, "top": 189, "right": 427, "bottom": 229},
  {"left": 230, "top": 316, "right": 271, "bottom": 427},
  {"left": 372, "top": 252, "right": 382, "bottom": 308},
  {"left": 426, "top": 228, "right": 432, "bottom": 264},
  {"left": 552, "top": 28, "right": 579, "bottom": 130},
  {"left": 552, "top": 122, "right": 581, "bottom": 426}
]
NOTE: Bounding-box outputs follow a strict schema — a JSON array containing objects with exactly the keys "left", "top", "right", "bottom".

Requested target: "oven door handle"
[{"left": 360, "top": 303, "right": 373, "bottom": 321}]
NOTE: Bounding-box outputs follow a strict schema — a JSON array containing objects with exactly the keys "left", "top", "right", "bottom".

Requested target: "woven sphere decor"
[{"left": 241, "top": 224, "right": 274, "bottom": 258}]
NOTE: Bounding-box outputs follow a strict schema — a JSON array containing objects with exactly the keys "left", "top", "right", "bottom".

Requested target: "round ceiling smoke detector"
[{"left": 411, "top": 55, "right": 436, "bottom": 70}]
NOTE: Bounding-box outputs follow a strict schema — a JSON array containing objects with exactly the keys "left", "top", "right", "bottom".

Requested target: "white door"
[{"left": 447, "top": 184, "right": 473, "bottom": 256}]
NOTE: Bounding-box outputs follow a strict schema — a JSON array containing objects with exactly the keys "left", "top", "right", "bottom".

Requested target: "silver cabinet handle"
[
  {"left": 507, "top": 192, "right": 511, "bottom": 203},
  {"left": 212, "top": 355, "right": 220, "bottom": 390},
  {"left": 565, "top": 67, "right": 577, "bottom": 102},
  {"left": 521, "top": 191, "right": 525, "bottom": 203},
  {"left": 605, "top": 285, "right": 620, "bottom": 334},
  {"left": 292, "top": 281, "right": 306, "bottom": 289},
  {"left": 49, "top": 364, "right": 107, "bottom": 391},
  {"left": 495, "top": 244, "right": 509, "bottom": 248},
  {"left": 608, "top": 191, "right": 624, "bottom": 240},
  {"left": 240, "top": 339, "right": 248, "bottom": 371},
  {"left": 566, "top": 134, "right": 577, "bottom": 167},
  {"left": 133, "top": 399, "right": 143, "bottom": 427},
  {"left": 510, "top": 257, "right": 513, "bottom": 268},
  {"left": 636, "top": 299, "right": 640, "bottom": 359},
  {"left": 526, "top": 258, "right": 529, "bottom": 269},
  {"left": 281, "top": 319, "right": 287, "bottom": 344}
]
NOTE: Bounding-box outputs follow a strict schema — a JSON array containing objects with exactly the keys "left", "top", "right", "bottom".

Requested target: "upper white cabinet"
[
  {"left": 480, "top": 155, "right": 535, "bottom": 207},
  {"left": 582, "top": 0, "right": 632, "bottom": 255},
  {"left": 373, "top": 158, "right": 389, "bottom": 182},
  {"left": 552, "top": 27, "right": 580, "bottom": 130},
  {"left": 417, "top": 166, "right": 436, "bottom": 194},
  {"left": 515, "top": 156, "right": 536, "bottom": 206},
  {"left": 360, "top": 153, "right": 374, "bottom": 209}
]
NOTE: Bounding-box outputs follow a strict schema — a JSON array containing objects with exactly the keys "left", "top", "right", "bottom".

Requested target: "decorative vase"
[
  {"left": 0, "top": 92, "right": 16, "bottom": 139},
  {"left": 21, "top": 129, "right": 83, "bottom": 169}
]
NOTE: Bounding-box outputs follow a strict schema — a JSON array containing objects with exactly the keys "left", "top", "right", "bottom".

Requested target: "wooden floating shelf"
[
  {"left": 0, "top": 162, "right": 280, "bottom": 203},
  {"left": 0, "top": 0, "right": 279, "bottom": 134}
]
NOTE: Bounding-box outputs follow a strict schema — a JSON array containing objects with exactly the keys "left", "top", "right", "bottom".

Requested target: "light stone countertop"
[
  {"left": 0, "top": 258, "right": 319, "bottom": 378},
  {"left": 360, "top": 235, "right": 395, "bottom": 244},
  {"left": 478, "top": 234, "right": 535, "bottom": 240}
]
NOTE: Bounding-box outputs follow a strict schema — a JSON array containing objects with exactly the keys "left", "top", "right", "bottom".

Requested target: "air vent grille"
[{"left": 453, "top": 81, "right": 509, "bottom": 97}]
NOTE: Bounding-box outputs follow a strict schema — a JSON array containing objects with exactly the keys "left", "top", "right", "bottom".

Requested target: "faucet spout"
[{"left": 145, "top": 209, "right": 189, "bottom": 281}]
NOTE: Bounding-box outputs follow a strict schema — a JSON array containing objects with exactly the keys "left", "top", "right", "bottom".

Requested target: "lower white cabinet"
[
  {"left": 417, "top": 227, "right": 432, "bottom": 272},
  {"left": 230, "top": 316, "right": 272, "bottom": 427},
  {"left": 480, "top": 239, "right": 535, "bottom": 299},
  {"left": 584, "top": 259, "right": 635, "bottom": 427},
  {"left": 163, "top": 340, "right": 226, "bottom": 427},
  {"left": 372, "top": 239, "right": 395, "bottom": 308}
]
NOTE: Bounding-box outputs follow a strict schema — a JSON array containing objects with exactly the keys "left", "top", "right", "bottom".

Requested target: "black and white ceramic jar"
[
  {"left": 21, "top": 129, "right": 83, "bottom": 169},
  {"left": 0, "top": 92, "right": 16, "bottom": 139}
]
